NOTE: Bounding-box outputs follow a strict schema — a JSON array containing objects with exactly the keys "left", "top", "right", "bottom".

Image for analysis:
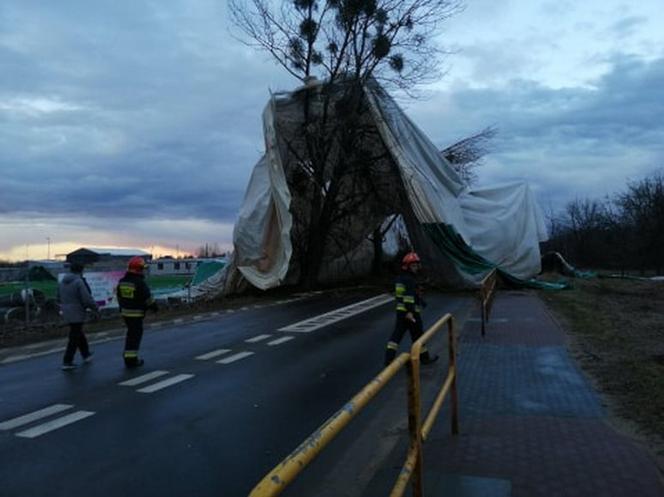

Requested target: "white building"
[{"left": 149, "top": 258, "right": 205, "bottom": 276}]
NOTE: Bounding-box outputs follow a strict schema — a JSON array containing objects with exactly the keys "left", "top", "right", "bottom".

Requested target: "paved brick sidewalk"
[{"left": 365, "top": 291, "right": 664, "bottom": 497}]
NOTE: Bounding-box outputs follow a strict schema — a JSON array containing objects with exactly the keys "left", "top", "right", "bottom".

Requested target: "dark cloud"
[
  {"left": 411, "top": 54, "right": 664, "bottom": 211},
  {"left": 0, "top": 1, "right": 293, "bottom": 227},
  {"left": 2, "top": 0, "right": 662, "bottom": 257}
]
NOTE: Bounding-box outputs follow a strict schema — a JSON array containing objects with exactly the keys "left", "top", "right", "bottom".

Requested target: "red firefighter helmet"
[
  {"left": 401, "top": 251, "right": 421, "bottom": 270},
  {"left": 127, "top": 256, "right": 148, "bottom": 274}
]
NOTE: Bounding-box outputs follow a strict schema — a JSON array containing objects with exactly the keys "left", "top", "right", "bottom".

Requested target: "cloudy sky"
[{"left": 1, "top": 1, "right": 663, "bottom": 261}]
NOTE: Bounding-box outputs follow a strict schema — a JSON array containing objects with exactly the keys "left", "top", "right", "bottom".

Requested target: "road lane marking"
[
  {"left": 1, "top": 354, "right": 31, "bottom": 364},
  {"left": 25, "top": 341, "right": 58, "bottom": 349},
  {"left": 246, "top": 334, "right": 272, "bottom": 343},
  {"left": 278, "top": 294, "right": 392, "bottom": 333},
  {"left": 173, "top": 318, "right": 184, "bottom": 324},
  {"left": 1, "top": 346, "right": 68, "bottom": 364},
  {"left": 137, "top": 374, "right": 195, "bottom": 393},
  {"left": 118, "top": 370, "right": 169, "bottom": 386},
  {"left": 196, "top": 349, "right": 231, "bottom": 360},
  {"left": 217, "top": 351, "right": 254, "bottom": 364},
  {"left": 16, "top": 411, "right": 95, "bottom": 438},
  {"left": 267, "top": 336, "right": 295, "bottom": 346},
  {"left": 0, "top": 404, "right": 73, "bottom": 431}
]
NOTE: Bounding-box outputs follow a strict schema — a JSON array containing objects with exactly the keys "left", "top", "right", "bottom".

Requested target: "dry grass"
[{"left": 540, "top": 275, "right": 664, "bottom": 466}]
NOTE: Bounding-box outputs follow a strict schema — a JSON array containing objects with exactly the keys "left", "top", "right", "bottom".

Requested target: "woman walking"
[{"left": 58, "top": 262, "right": 99, "bottom": 370}]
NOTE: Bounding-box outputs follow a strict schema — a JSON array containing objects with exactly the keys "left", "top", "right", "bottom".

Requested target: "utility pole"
[{"left": 46, "top": 237, "right": 51, "bottom": 260}]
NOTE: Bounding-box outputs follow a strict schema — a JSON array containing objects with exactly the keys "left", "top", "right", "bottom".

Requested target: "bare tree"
[
  {"left": 229, "top": 0, "right": 463, "bottom": 287},
  {"left": 542, "top": 170, "right": 664, "bottom": 275},
  {"left": 229, "top": 0, "right": 463, "bottom": 92},
  {"left": 618, "top": 172, "right": 664, "bottom": 274},
  {"left": 441, "top": 125, "right": 497, "bottom": 185},
  {"left": 196, "top": 243, "right": 223, "bottom": 258}
]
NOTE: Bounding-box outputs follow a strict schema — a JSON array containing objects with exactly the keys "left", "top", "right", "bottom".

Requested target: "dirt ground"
[{"left": 539, "top": 275, "right": 664, "bottom": 469}]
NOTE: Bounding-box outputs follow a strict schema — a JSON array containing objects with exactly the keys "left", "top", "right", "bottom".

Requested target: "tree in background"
[
  {"left": 543, "top": 170, "right": 664, "bottom": 275},
  {"left": 229, "top": 0, "right": 463, "bottom": 287},
  {"left": 196, "top": 243, "right": 224, "bottom": 258},
  {"left": 441, "top": 125, "right": 497, "bottom": 185},
  {"left": 618, "top": 173, "right": 664, "bottom": 274}
]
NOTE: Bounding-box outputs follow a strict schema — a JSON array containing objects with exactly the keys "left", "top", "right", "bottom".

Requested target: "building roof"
[
  {"left": 150, "top": 257, "right": 227, "bottom": 263},
  {"left": 71, "top": 247, "right": 151, "bottom": 257}
]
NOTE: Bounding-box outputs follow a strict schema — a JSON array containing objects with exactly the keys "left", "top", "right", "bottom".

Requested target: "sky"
[{"left": 1, "top": 0, "right": 663, "bottom": 261}]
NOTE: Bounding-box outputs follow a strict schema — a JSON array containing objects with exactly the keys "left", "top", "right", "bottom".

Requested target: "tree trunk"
[
  {"left": 371, "top": 228, "right": 383, "bottom": 276},
  {"left": 301, "top": 204, "right": 323, "bottom": 289},
  {"left": 302, "top": 236, "right": 324, "bottom": 289}
]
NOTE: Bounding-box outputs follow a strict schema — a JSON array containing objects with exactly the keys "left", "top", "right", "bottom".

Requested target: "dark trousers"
[
  {"left": 385, "top": 313, "right": 431, "bottom": 364},
  {"left": 63, "top": 322, "right": 90, "bottom": 364},
  {"left": 123, "top": 317, "right": 144, "bottom": 365}
]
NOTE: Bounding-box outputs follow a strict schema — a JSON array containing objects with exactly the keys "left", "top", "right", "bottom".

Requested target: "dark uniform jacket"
[
  {"left": 116, "top": 272, "right": 157, "bottom": 318},
  {"left": 395, "top": 271, "right": 425, "bottom": 315}
]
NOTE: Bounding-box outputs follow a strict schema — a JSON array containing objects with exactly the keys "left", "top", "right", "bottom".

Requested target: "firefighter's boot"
[
  {"left": 384, "top": 341, "right": 399, "bottom": 366},
  {"left": 124, "top": 350, "right": 144, "bottom": 368}
]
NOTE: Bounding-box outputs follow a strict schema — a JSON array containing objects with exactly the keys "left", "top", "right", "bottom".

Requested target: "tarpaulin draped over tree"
[{"left": 225, "top": 79, "right": 550, "bottom": 293}]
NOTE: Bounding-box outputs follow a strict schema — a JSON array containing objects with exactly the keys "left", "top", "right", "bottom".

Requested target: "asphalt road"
[{"left": 0, "top": 290, "right": 471, "bottom": 497}]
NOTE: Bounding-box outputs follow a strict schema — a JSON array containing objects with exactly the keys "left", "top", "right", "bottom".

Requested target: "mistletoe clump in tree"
[{"left": 229, "top": 0, "right": 463, "bottom": 287}]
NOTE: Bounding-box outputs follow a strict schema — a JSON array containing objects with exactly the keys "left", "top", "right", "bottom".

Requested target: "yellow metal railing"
[
  {"left": 479, "top": 268, "right": 498, "bottom": 337},
  {"left": 248, "top": 313, "right": 460, "bottom": 497},
  {"left": 390, "top": 313, "right": 459, "bottom": 497}
]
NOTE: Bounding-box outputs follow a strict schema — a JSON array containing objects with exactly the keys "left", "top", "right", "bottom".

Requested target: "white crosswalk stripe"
[
  {"left": 196, "top": 349, "right": 231, "bottom": 360},
  {"left": 16, "top": 411, "right": 95, "bottom": 439},
  {"left": 245, "top": 334, "right": 272, "bottom": 343},
  {"left": 118, "top": 370, "right": 169, "bottom": 387},
  {"left": 267, "top": 336, "right": 295, "bottom": 346},
  {"left": 137, "top": 374, "right": 195, "bottom": 393},
  {"left": 278, "top": 294, "right": 392, "bottom": 333},
  {"left": 0, "top": 404, "right": 73, "bottom": 431},
  {"left": 217, "top": 351, "right": 254, "bottom": 364}
]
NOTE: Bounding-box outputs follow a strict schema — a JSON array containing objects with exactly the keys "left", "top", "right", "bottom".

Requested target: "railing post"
[
  {"left": 448, "top": 318, "right": 460, "bottom": 435},
  {"left": 407, "top": 355, "right": 424, "bottom": 497}
]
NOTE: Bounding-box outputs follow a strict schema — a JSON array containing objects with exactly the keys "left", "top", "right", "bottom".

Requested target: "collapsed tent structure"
[{"left": 203, "top": 79, "right": 551, "bottom": 297}]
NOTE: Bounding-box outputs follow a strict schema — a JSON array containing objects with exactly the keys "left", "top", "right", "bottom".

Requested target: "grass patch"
[
  {"left": 0, "top": 274, "right": 191, "bottom": 299},
  {"left": 541, "top": 276, "right": 664, "bottom": 459},
  {"left": 0, "top": 281, "right": 57, "bottom": 298},
  {"left": 146, "top": 274, "right": 191, "bottom": 289}
]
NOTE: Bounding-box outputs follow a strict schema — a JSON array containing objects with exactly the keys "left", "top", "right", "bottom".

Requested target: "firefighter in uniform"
[
  {"left": 116, "top": 256, "right": 158, "bottom": 367},
  {"left": 384, "top": 251, "right": 439, "bottom": 366}
]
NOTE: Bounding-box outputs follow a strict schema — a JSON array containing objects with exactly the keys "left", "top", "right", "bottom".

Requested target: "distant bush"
[{"left": 544, "top": 170, "right": 664, "bottom": 275}]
